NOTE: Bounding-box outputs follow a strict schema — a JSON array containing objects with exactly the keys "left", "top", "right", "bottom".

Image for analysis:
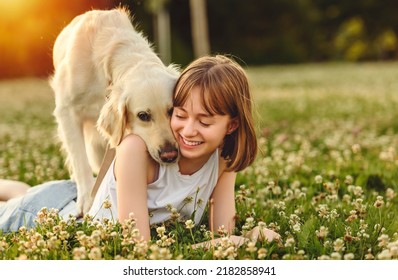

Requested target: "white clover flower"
[
  {"left": 344, "top": 175, "right": 354, "bottom": 185},
  {"left": 378, "top": 234, "right": 390, "bottom": 248},
  {"left": 156, "top": 226, "right": 166, "bottom": 237},
  {"left": 344, "top": 253, "right": 355, "bottom": 260},
  {"left": 386, "top": 188, "right": 396, "bottom": 200},
  {"left": 102, "top": 199, "right": 112, "bottom": 209},
  {"left": 315, "top": 226, "right": 329, "bottom": 239},
  {"left": 88, "top": 247, "right": 102, "bottom": 260},
  {"left": 185, "top": 219, "right": 195, "bottom": 229},
  {"left": 284, "top": 237, "right": 295, "bottom": 247},
  {"left": 388, "top": 244, "right": 398, "bottom": 258},
  {"left": 330, "top": 252, "right": 342, "bottom": 260},
  {"left": 314, "top": 175, "right": 323, "bottom": 184},
  {"left": 292, "top": 223, "right": 301, "bottom": 232},
  {"left": 374, "top": 196, "right": 385, "bottom": 208},
  {"left": 333, "top": 238, "right": 345, "bottom": 252},
  {"left": 377, "top": 249, "right": 392, "bottom": 260},
  {"left": 318, "top": 255, "right": 331, "bottom": 260},
  {"left": 257, "top": 248, "right": 267, "bottom": 259},
  {"left": 245, "top": 241, "right": 257, "bottom": 253},
  {"left": 351, "top": 144, "right": 361, "bottom": 153}
]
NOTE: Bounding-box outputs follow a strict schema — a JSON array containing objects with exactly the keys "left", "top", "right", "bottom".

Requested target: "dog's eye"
[
  {"left": 167, "top": 107, "right": 174, "bottom": 117},
  {"left": 137, "top": 111, "right": 151, "bottom": 122}
]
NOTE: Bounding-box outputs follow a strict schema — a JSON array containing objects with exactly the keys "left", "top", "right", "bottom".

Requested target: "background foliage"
[{"left": 1, "top": 0, "right": 398, "bottom": 78}]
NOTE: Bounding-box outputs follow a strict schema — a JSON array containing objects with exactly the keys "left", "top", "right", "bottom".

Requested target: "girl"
[{"left": 0, "top": 55, "right": 278, "bottom": 244}]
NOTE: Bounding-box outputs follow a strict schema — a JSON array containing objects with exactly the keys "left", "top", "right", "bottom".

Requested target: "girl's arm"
[
  {"left": 209, "top": 170, "right": 237, "bottom": 234},
  {"left": 114, "top": 134, "right": 152, "bottom": 241}
]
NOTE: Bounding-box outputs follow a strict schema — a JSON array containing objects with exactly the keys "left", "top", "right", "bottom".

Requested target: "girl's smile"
[{"left": 180, "top": 137, "right": 203, "bottom": 147}]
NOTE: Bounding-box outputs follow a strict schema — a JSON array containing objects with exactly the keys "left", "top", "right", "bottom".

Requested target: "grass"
[{"left": 0, "top": 62, "right": 398, "bottom": 260}]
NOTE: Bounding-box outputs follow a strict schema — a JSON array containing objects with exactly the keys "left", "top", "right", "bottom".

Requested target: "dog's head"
[{"left": 97, "top": 64, "right": 180, "bottom": 164}]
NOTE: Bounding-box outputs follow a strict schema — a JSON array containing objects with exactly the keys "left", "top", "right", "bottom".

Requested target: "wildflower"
[
  {"left": 388, "top": 242, "right": 398, "bottom": 258},
  {"left": 333, "top": 238, "right": 345, "bottom": 252},
  {"left": 242, "top": 217, "right": 255, "bottom": 232},
  {"left": 378, "top": 234, "right": 390, "bottom": 248},
  {"left": 345, "top": 210, "right": 358, "bottom": 222},
  {"left": 351, "top": 144, "right": 361, "bottom": 154},
  {"left": 324, "top": 240, "right": 331, "bottom": 248},
  {"left": 314, "top": 175, "right": 323, "bottom": 184},
  {"left": 284, "top": 237, "right": 295, "bottom": 247},
  {"left": 292, "top": 223, "right": 301, "bottom": 232},
  {"left": 317, "top": 204, "right": 329, "bottom": 219},
  {"left": 374, "top": 196, "right": 384, "bottom": 208},
  {"left": 88, "top": 247, "right": 102, "bottom": 260},
  {"left": 217, "top": 225, "right": 228, "bottom": 237},
  {"left": 59, "top": 230, "right": 70, "bottom": 241},
  {"left": 183, "top": 196, "right": 193, "bottom": 204},
  {"left": 245, "top": 241, "right": 257, "bottom": 253},
  {"left": 353, "top": 186, "right": 364, "bottom": 197},
  {"left": 149, "top": 244, "right": 172, "bottom": 260},
  {"left": 213, "top": 238, "right": 237, "bottom": 260},
  {"left": 224, "top": 245, "right": 237, "bottom": 260},
  {"left": 272, "top": 185, "right": 282, "bottom": 195},
  {"left": 257, "top": 248, "right": 267, "bottom": 259},
  {"left": 73, "top": 247, "right": 87, "bottom": 260},
  {"left": 318, "top": 255, "right": 331, "bottom": 260},
  {"left": 344, "top": 175, "right": 354, "bottom": 185},
  {"left": 275, "top": 201, "right": 286, "bottom": 210},
  {"left": 315, "top": 226, "right": 329, "bottom": 240},
  {"left": 342, "top": 194, "right": 352, "bottom": 203},
  {"left": 330, "top": 252, "right": 342, "bottom": 260},
  {"left": 170, "top": 207, "right": 180, "bottom": 221},
  {"left": 102, "top": 199, "right": 112, "bottom": 209},
  {"left": 329, "top": 209, "right": 340, "bottom": 220},
  {"left": 386, "top": 188, "right": 396, "bottom": 200},
  {"left": 156, "top": 226, "right": 166, "bottom": 237},
  {"left": 185, "top": 219, "right": 195, "bottom": 229},
  {"left": 365, "top": 249, "right": 374, "bottom": 260},
  {"left": 377, "top": 249, "right": 392, "bottom": 260},
  {"left": 344, "top": 232, "right": 357, "bottom": 242}
]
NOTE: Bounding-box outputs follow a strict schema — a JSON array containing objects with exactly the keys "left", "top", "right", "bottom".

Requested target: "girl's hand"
[
  {"left": 191, "top": 226, "right": 280, "bottom": 249},
  {"left": 245, "top": 226, "right": 281, "bottom": 243}
]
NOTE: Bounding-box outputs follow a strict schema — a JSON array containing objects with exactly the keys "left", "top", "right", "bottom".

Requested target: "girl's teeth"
[{"left": 182, "top": 138, "right": 201, "bottom": 146}]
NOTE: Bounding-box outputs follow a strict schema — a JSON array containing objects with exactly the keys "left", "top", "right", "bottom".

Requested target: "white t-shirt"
[{"left": 88, "top": 149, "right": 219, "bottom": 225}]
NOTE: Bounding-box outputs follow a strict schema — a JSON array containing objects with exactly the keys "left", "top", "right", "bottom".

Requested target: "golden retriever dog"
[{"left": 50, "top": 8, "right": 179, "bottom": 215}]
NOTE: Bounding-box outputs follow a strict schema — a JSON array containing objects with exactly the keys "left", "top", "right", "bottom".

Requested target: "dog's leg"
[
  {"left": 54, "top": 105, "right": 95, "bottom": 215},
  {"left": 83, "top": 121, "right": 107, "bottom": 175}
]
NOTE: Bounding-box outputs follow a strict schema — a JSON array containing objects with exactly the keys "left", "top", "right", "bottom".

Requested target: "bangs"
[{"left": 173, "top": 65, "right": 237, "bottom": 117}]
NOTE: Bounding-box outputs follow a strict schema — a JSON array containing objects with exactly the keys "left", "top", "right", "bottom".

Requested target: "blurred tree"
[
  {"left": 189, "top": 0, "right": 210, "bottom": 58},
  {"left": 334, "top": 17, "right": 368, "bottom": 61},
  {"left": 144, "top": 0, "right": 172, "bottom": 64}
]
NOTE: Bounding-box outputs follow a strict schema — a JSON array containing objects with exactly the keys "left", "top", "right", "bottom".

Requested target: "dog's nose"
[{"left": 159, "top": 142, "right": 179, "bottom": 163}]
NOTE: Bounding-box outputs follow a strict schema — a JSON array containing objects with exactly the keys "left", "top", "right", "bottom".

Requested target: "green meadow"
[{"left": 1, "top": 62, "right": 398, "bottom": 259}]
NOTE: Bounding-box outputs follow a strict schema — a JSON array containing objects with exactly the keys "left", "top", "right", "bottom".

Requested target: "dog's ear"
[{"left": 97, "top": 93, "right": 128, "bottom": 148}]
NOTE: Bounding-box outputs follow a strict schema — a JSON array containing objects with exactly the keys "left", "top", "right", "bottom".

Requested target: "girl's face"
[{"left": 171, "top": 87, "right": 235, "bottom": 164}]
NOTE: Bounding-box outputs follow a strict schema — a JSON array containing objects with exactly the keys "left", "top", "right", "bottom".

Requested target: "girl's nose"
[{"left": 181, "top": 119, "right": 197, "bottom": 137}]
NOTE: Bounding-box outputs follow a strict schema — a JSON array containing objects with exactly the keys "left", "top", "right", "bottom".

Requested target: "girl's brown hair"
[{"left": 173, "top": 55, "right": 257, "bottom": 172}]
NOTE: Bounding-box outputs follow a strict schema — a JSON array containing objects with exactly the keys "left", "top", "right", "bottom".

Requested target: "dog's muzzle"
[{"left": 159, "top": 142, "right": 179, "bottom": 163}]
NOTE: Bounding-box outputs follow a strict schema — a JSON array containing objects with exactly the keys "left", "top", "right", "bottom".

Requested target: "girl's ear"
[{"left": 227, "top": 117, "right": 239, "bottom": 135}]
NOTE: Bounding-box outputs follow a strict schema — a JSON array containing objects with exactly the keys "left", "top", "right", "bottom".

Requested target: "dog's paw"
[{"left": 76, "top": 195, "right": 94, "bottom": 216}]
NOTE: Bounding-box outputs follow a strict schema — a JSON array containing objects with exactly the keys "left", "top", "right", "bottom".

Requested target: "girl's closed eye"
[
  {"left": 199, "top": 120, "right": 211, "bottom": 127},
  {"left": 173, "top": 109, "right": 186, "bottom": 119},
  {"left": 199, "top": 119, "right": 214, "bottom": 127}
]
